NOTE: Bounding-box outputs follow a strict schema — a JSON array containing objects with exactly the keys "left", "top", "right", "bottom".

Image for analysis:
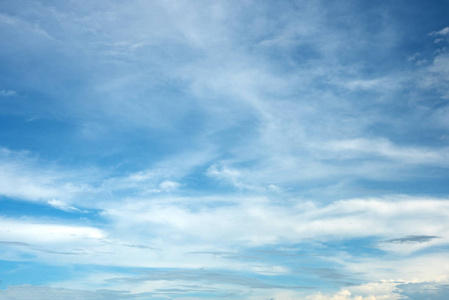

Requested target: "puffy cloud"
[{"left": 306, "top": 281, "right": 400, "bottom": 300}]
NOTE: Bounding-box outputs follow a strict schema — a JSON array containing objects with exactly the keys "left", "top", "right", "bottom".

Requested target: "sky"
[{"left": 0, "top": 0, "right": 449, "bottom": 299}]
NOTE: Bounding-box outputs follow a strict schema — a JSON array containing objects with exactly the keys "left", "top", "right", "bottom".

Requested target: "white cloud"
[
  {"left": 431, "top": 27, "right": 449, "bottom": 36},
  {"left": 429, "top": 53, "right": 449, "bottom": 78},
  {"left": 0, "top": 146, "right": 212, "bottom": 207},
  {"left": 158, "top": 180, "right": 180, "bottom": 192},
  {"left": 0, "top": 11, "right": 55, "bottom": 40},
  {"left": 0, "top": 217, "right": 104, "bottom": 244},
  {"left": 0, "top": 148, "right": 95, "bottom": 205},
  {"left": 0, "top": 89, "right": 17, "bottom": 97},
  {"left": 340, "top": 76, "right": 404, "bottom": 92},
  {"left": 1, "top": 3, "right": 449, "bottom": 298},
  {"left": 102, "top": 195, "right": 449, "bottom": 251},
  {"left": 206, "top": 164, "right": 254, "bottom": 190},
  {"left": 303, "top": 276, "right": 449, "bottom": 300},
  {"left": 0, "top": 12, "right": 19, "bottom": 25},
  {"left": 305, "top": 281, "right": 400, "bottom": 300},
  {"left": 2, "top": 0, "right": 442, "bottom": 198},
  {"left": 326, "top": 138, "right": 449, "bottom": 165},
  {"left": 3, "top": 194, "right": 447, "bottom": 273},
  {"left": 97, "top": 148, "right": 215, "bottom": 197},
  {"left": 417, "top": 37, "right": 449, "bottom": 100},
  {"left": 47, "top": 199, "right": 81, "bottom": 212}
]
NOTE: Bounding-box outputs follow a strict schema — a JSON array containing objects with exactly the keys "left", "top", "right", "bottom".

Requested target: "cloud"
[
  {"left": 3, "top": 195, "right": 448, "bottom": 275},
  {"left": 339, "top": 76, "right": 405, "bottom": 92},
  {"left": 0, "top": 218, "right": 104, "bottom": 242},
  {"left": 3, "top": 279, "right": 448, "bottom": 300},
  {"left": 383, "top": 235, "right": 440, "bottom": 244},
  {"left": 158, "top": 180, "right": 180, "bottom": 192},
  {"left": 0, "top": 285, "right": 150, "bottom": 300},
  {"left": 416, "top": 29, "right": 449, "bottom": 100},
  {"left": 0, "top": 146, "right": 208, "bottom": 208},
  {"left": 0, "top": 11, "right": 55, "bottom": 40},
  {"left": 326, "top": 138, "right": 449, "bottom": 166},
  {"left": 97, "top": 148, "right": 216, "bottom": 195},
  {"left": 305, "top": 281, "right": 401, "bottom": 300},
  {"left": 109, "top": 269, "right": 312, "bottom": 290},
  {"left": 47, "top": 199, "right": 81, "bottom": 212},
  {"left": 0, "top": 89, "right": 17, "bottom": 97},
  {"left": 431, "top": 27, "right": 449, "bottom": 36},
  {"left": 0, "top": 217, "right": 105, "bottom": 262},
  {"left": 397, "top": 281, "right": 449, "bottom": 300},
  {"left": 206, "top": 164, "right": 251, "bottom": 190},
  {"left": 0, "top": 0, "right": 446, "bottom": 200},
  {"left": 0, "top": 147, "right": 96, "bottom": 205},
  {"left": 0, "top": 240, "right": 81, "bottom": 255},
  {"left": 102, "top": 195, "right": 449, "bottom": 252},
  {"left": 1, "top": 1, "right": 449, "bottom": 298}
]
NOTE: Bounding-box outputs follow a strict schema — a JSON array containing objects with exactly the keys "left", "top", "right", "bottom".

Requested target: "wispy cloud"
[
  {"left": 101, "top": 195, "right": 449, "bottom": 252},
  {"left": 384, "top": 235, "right": 440, "bottom": 244},
  {"left": 0, "top": 89, "right": 17, "bottom": 97},
  {"left": 0, "top": 147, "right": 96, "bottom": 205},
  {"left": 0, "top": 285, "right": 150, "bottom": 300},
  {"left": 1, "top": 1, "right": 449, "bottom": 298},
  {"left": 109, "top": 269, "right": 313, "bottom": 290},
  {"left": 431, "top": 27, "right": 449, "bottom": 36},
  {"left": 326, "top": 138, "right": 449, "bottom": 165}
]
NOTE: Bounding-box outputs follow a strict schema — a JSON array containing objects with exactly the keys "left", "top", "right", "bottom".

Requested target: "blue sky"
[{"left": 1, "top": 0, "right": 449, "bottom": 299}]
